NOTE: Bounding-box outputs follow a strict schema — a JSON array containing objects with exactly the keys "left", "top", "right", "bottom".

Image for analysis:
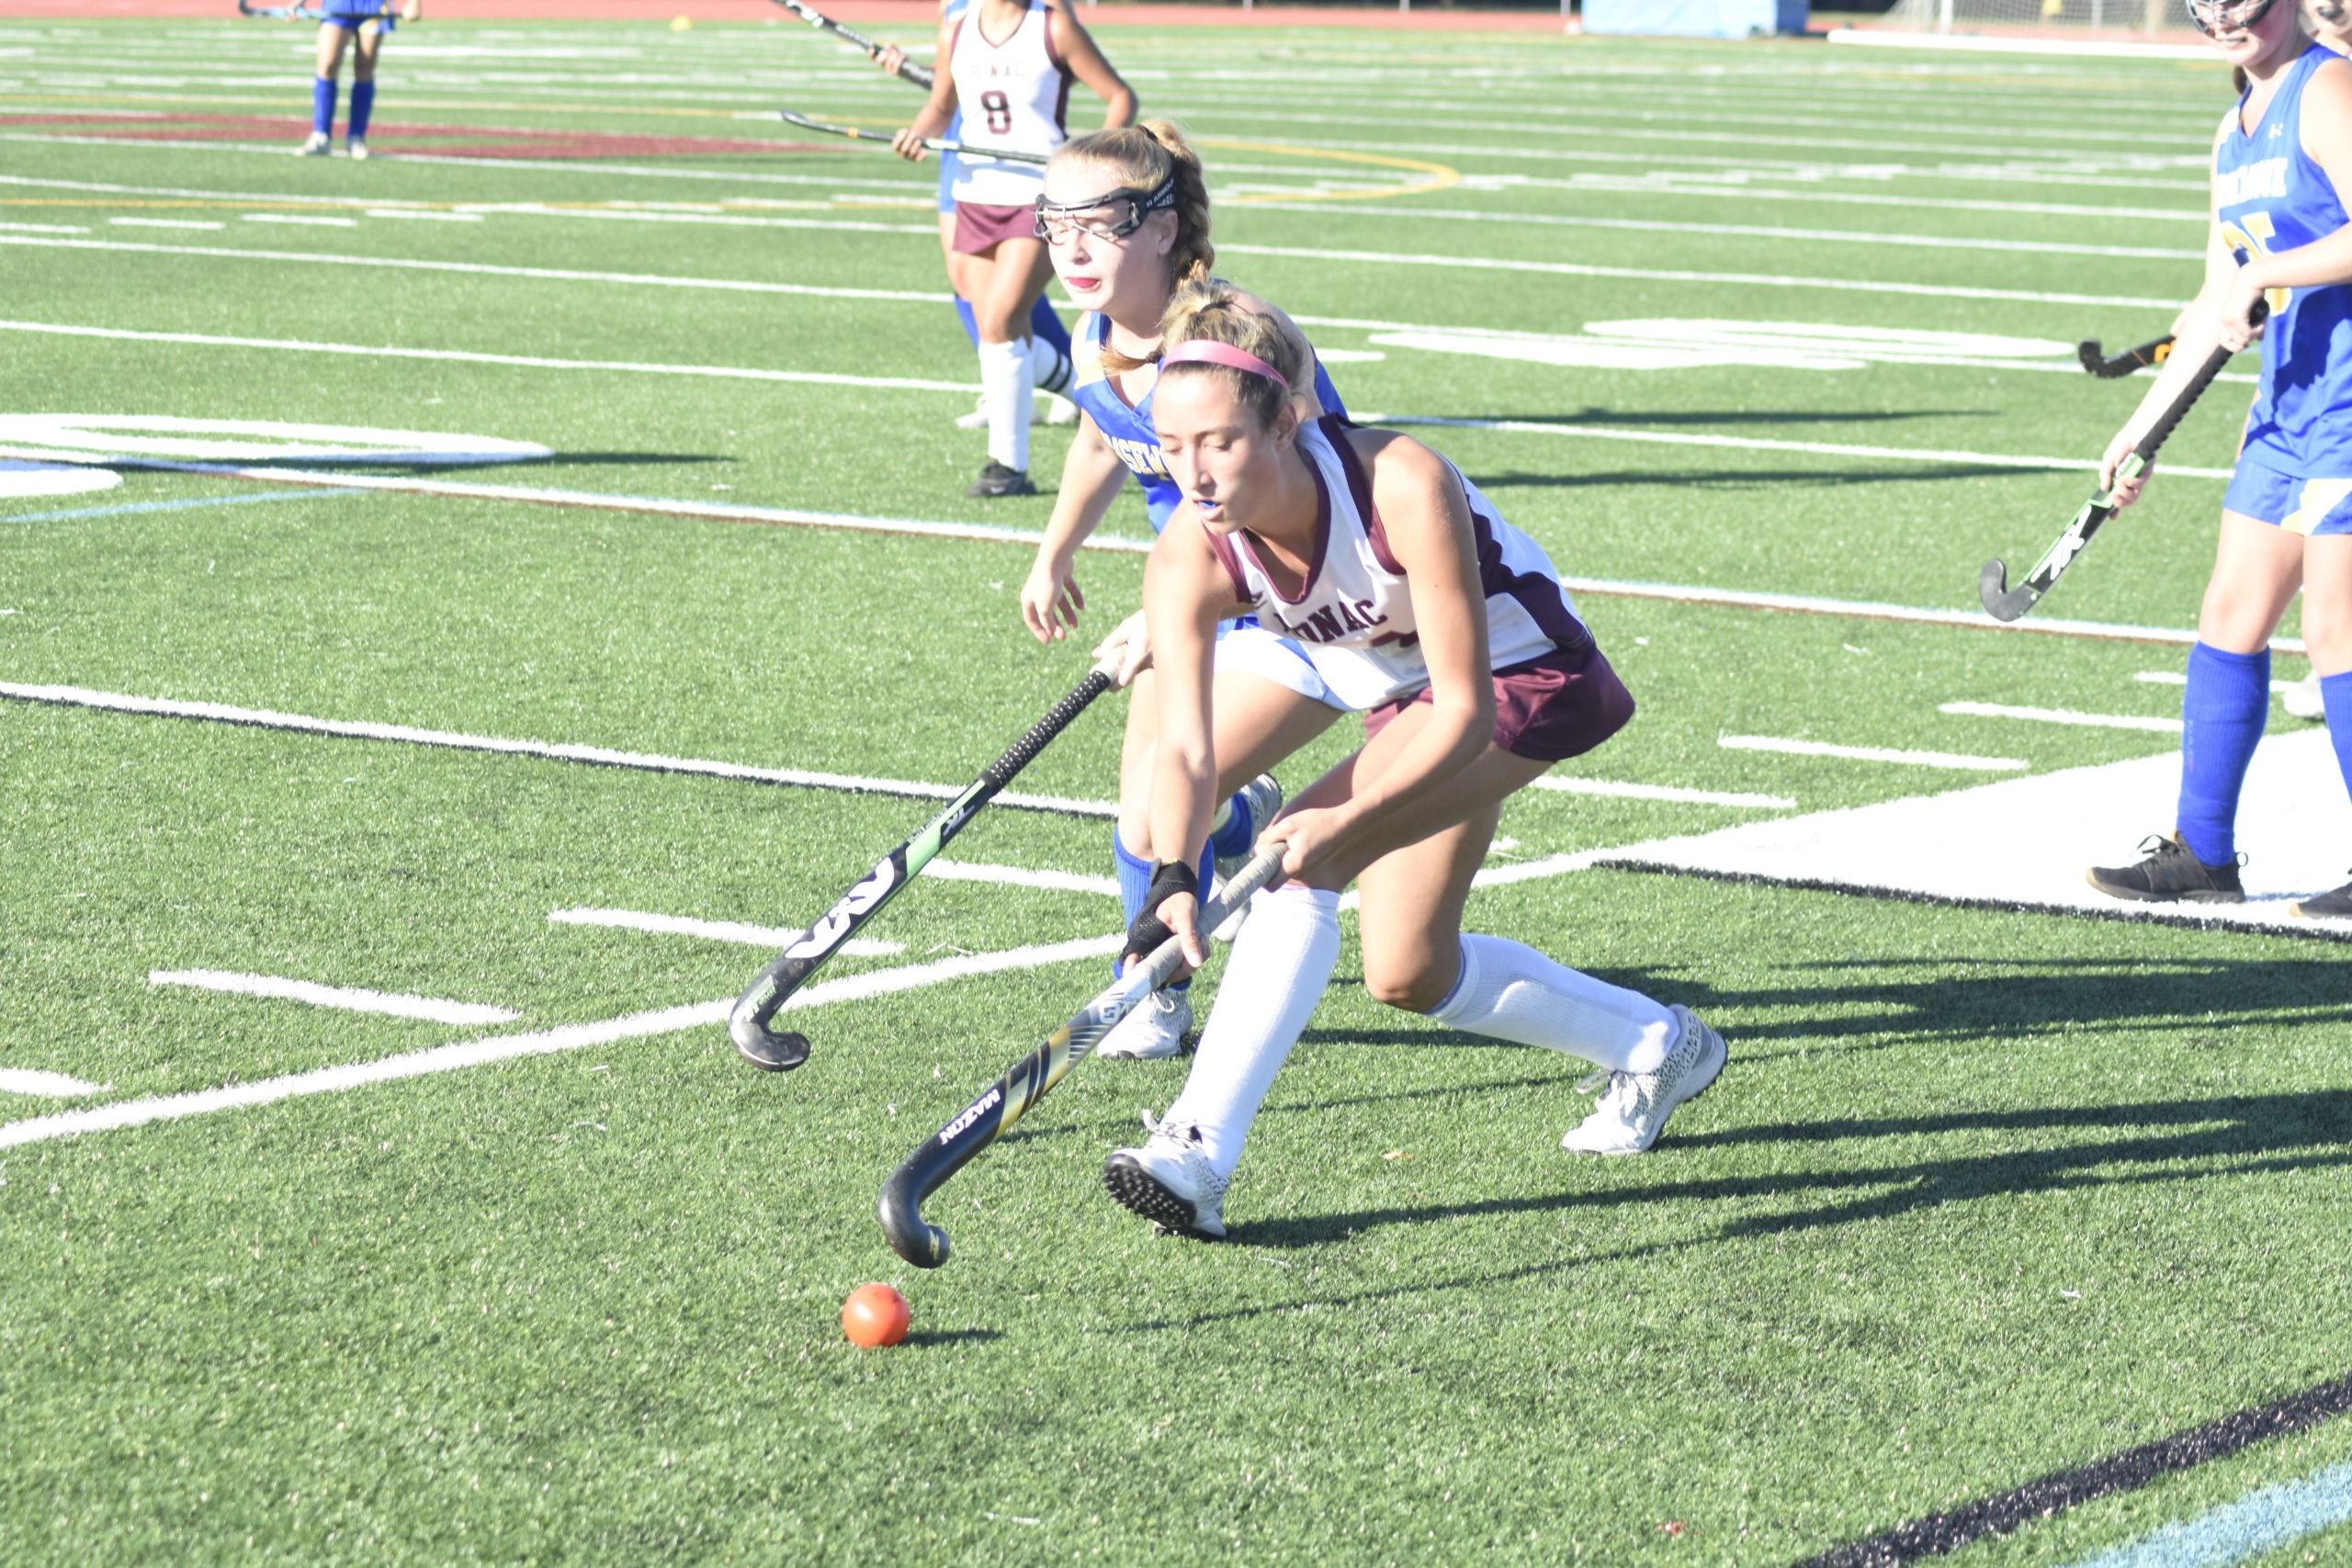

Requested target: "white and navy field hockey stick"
[
  {"left": 1982, "top": 301, "right": 2260, "bottom": 623},
  {"left": 772, "top": 0, "right": 934, "bottom": 89},
  {"left": 2077, "top": 333, "right": 2177, "bottom": 378},
  {"left": 776, "top": 108, "right": 1049, "bottom": 165},
  {"left": 729, "top": 653, "right": 1121, "bottom": 1074},
  {"left": 877, "top": 846, "right": 1288, "bottom": 1269}
]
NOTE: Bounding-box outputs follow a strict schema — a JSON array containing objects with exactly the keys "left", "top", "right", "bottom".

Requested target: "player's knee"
[{"left": 1363, "top": 959, "right": 1448, "bottom": 1013}]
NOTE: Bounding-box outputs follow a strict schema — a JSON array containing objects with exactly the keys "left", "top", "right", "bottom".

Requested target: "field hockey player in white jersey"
[
  {"left": 1096, "top": 285, "right": 1729, "bottom": 1240},
  {"left": 1022, "top": 122, "right": 1355, "bottom": 1062},
  {"left": 891, "top": 0, "right": 1134, "bottom": 498}
]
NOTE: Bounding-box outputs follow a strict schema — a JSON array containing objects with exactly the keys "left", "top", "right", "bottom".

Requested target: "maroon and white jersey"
[
  {"left": 1203, "top": 415, "right": 1593, "bottom": 713},
  {"left": 947, "top": 0, "right": 1069, "bottom": 208}
]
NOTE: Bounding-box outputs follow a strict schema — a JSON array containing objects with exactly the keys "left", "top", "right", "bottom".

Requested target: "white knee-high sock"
[
  {"left": 1161, "top": 885, "right": 1341, "bottom": 1179},
  {"left": 1026, "top": 334, "right": 1073, "bottom": 394},
  {"left": 1427, "top": 933, "right": 1674, "bottom": 1074},
  {"left": 978, "top": 338, "right": 1032, "bottom": 470}
]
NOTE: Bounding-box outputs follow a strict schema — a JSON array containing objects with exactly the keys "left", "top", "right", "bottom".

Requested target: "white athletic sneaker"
[
  {"left": 298, "top": 131, "right": 331, "bottom": 156},
  {"left": 953, "top": 391, "right": 1076, "bottom": 429},
  {"left": 1560, "top": 1005, "right": 1726, "bottom": 1155},
  {"left": 2283, "top": 672, "right": 2325, "bottom": 721},
  {"left": 1102, "top": 1110, "right": 1228, "bottom": 1237},
  {"left": 953, "top": 395, "right": 989, "bottom": 431},
  {"left": 1094, "top": 986, "right": 1191, "bottom": 1061},
  {"left": 1209, "top": 773, "right": 1283, "bottom": 943},
  {"left": 347, "top": 137, "right": 368, "bottom": 162}
]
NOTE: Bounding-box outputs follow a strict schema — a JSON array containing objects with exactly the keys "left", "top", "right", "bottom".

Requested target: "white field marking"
[
  {"left": 0, "top": 682, "right": 1123, "bottom": 819},
  {"left": 0, "top": 169, "right": 916, "bottom": 207},
  {"left": 546, "top": 908, "right": 904, "bottom": 954},
  {"left": 0, "top": 220, "right": 87, "bottom": 233},
  {"left": 1460, "top": 171, "right": 2206, "bottom": 224},
  {"left": 1220, "top": 243, "right": 2188, "bottom": 312},
  {"left": 453, "top": 202, "right": 934, "bottom": 238},
  {"left": 106, "top": 216, "right": 223, "bottom": 230},
  {"left": 1824, "top": 27, "right": 2211, "bottom": 60},
  {"left": 0, "top": 321, "right": 977, "bottom": 396},
  {"left": 2134, "top": 671, "right": 2301, "bottom": 694},
  {"left": 1233, "top": 201, "right": 2198, "bottom": 262},
  {"left": 0, "top": 1069, "right": 105, "bottom": 1099},
  {"left": 0, "top": 460, "right": 122, "bottom": 501},
  {"left": 366, "top": 209, "right": 484, "bottom": 222},
  {"left": 0, "top": 412, "right": 551, "bottom": 468},
  {"left": 1311, "top": 347, "right": 1386, "bottom": 364},
  {"left": 1368, "top": 414, "right": 2240, "bottom": 484},
  {"left": 1528, "top": 775, "right": 1795, "bottom": 808},
  {"left": 1718, "top": 735, "right": 2029, "bottom": 772},
  {"left": 0, "top": 233, "right": 2194, "bottom": 314},
  {"left": 1940, "top": 700, "right": 2185, "bottom": 734},
  {"left": 927, "top": 859, "right": 1122, "bottom": 897},
  {"left": 149, "top": 968, "right": 519, "bottom": 1027},
  {"left": 0, "top": 934, "right": 1138, "bottom": 1150},
  {"left": 241, "top": 213, "right": 357, "bottom": 228}
]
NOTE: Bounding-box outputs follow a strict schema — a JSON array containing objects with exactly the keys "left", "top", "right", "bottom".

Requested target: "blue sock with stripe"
[
  {"left": 2323, "top": 671, "right": 2352, "bottom": 803},
  {"left": 2176, "top": 641, "right": 2269, "bottom": 866},
  {"left": 311, "top": 77, "right": 337, "bottom": 137},
  {"left": 954, "top": 298, "right": 978, "bottom": 347},
  {"left": 1208, "top": 791, "right": 1255, "bottom": 862},
  {"left": 348, "top": 80, "right": 375, "bottom": 139}
]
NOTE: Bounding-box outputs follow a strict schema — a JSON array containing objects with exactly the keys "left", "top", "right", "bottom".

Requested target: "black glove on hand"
[{"left": 1122, "top": 859, "right": 1198, "bottom": 970}]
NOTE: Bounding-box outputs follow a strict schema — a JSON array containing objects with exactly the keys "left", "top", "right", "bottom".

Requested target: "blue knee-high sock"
[
  {"left": 348, "top": 79, "right": 375, "bottom": 139},
  {"left": 2176, "top": 641, "right": 2270, "bottom": 865},
  {"left": 1028, "top": 298, "right": 1070, "bottom": 356},
  {"left": 311, "top": 77, "right": 338, "bottom": 137},
  {"left": 1209, "top": 789, "right": 1256, "bottom": 862},
  {"left": 954, "top": 298, "right": 979, "bottom": 347},
  {"left": 2322, "top": 671, "right": 2352, "bottom": 806},
  {"left": 1111, "top": 829, "right": 1212, "bottom": 982}
]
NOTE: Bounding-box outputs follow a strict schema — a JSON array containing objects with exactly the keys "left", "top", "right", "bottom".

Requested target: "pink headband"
[{"left": 1160, "top": 339, "right": 1290, "bottom": 390}]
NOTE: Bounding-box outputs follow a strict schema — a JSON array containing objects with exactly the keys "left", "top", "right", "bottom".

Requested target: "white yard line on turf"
[
  {"left": 0, "top": 1068, "right": 105, "bottom": 1099},
  {"left": 241, "top": 213, "right": 356, "bottom": 228},
  {"left": 1719, "top": 735, "right": 2028, "bottom": 771},
  {"left": 0, "top": 321, "right": 977, "bottom": 395},
  {"left": 930, "top": 860, "right": 1122, "bottom": 897},
  {"left": 0, "top": 233, "right": 2193, "bottom": 314},
  {"left": 1824, "top": 27, "right": 2211, "bottom": 60},
  {"left": 150, "top": 968, "right": 518, "bottom": 1026},
  {"left": 1941, "top": 700, "right": 2186, "bottom": 734},
  {"left": 0, "top": 682, "right": 1124, "bottom": 818},
  {"left": 2135, "top": 671, "right": 2301, "bottom": 694},
  {"left": 1529, "top": 776, "right": 1794, "bottom": 808},
  {"left": 547, "top": 908, "right": 905, "bottom": 954}
]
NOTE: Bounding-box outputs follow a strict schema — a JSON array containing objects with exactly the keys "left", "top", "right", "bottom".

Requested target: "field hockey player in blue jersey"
[
  {"left": 2086, "top": 0, "right": 2352, "bottom": 920},
  {"left": 1019, "top": 122, "right": 1352, "bottom": 1060},
  {"left": 290, "top": 0, "right": 418, "bottom": 160},
  {"left": 1092, "top": 286, "right": 1726, "bottom": 1239},
  {"left": 874, "top": 3, "right": 1079, "bottom": 434}
]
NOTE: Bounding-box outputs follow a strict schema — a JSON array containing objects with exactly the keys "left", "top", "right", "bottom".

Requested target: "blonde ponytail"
[{"left": 1152, "top": 277, "right": 1314, "bottom": 430}]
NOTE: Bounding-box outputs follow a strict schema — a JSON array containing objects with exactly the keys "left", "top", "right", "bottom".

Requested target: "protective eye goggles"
[
  {"left": 2188, "top": 0, "right": 2277, "bottom": 34},
  {"left": 1033, "top": 177, "right": 1178, "bottom": 243}
]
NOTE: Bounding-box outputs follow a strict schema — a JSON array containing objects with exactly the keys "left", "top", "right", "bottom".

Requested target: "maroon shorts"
[
  {"left": 952, "top": 200, "right": 1036, "bottom": 255},
  {"left": 1363, "top": 640, "right": 1634, "bottom": 763}
]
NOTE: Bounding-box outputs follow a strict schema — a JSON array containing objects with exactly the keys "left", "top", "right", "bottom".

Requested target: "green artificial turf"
[{"left": 4, "top": 17, "right": 2349, "bottom": 1566}]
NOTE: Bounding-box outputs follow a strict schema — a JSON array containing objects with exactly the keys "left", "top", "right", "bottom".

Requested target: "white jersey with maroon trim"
[
  {"left": 1203, "top": 416, "right": 1591, "bottom": 713},
  {"left": 946, "top": 0, "right": 1069, "bottom": 209}
]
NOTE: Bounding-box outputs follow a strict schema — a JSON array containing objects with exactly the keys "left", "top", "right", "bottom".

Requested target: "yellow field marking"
[{"left": 1196, "top": 137, "right": 1459, "bottom": 203}]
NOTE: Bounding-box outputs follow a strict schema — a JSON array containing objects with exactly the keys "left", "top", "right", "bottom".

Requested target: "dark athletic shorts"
[
  {"left": 952, "top": 200, "right": 1036, "bottom": 255},
  {"left": 1362, "top": 639, "right": 1634, "bottom": 763}
]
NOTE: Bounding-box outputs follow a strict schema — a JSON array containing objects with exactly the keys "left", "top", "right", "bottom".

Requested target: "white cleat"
[
  {"left": 1094, "top": 986, "right": 1191, "bottom": 1061},
  {"left": 1560, "top": 1005, "right": 1726, "bottom": 1156},
  {"left": 2283, "top": 671, "right": 2325, "bottom": 721},
  {"left": 347, "top": 137, "right": 368, "bottom": 161},
  {"left": 1102, "top": 1110, "right": 1228, "bottom": 1237},
  {"left": 953, "top": 394, "right": 989, "bottom": 430},
  {"left": 298, "top": 131, "right": 332, "bottom": 156},
  {"left": 1038, "top": 389, "right": 1079, "bottom": 425}
]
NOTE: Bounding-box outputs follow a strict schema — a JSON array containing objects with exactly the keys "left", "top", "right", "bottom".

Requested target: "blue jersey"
[
  {"left": 2218, "top": 42, "right": 2352, "bottom": 475},
  {"left": 1069, "top": 310, "right": 1349, "bottom": 531}
]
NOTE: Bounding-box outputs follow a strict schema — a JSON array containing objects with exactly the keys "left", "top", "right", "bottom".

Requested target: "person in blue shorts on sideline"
[
  {"left": 2086, "top": 0, "right": 2352, "bottom": 920},
  {"left": 292, "top": 0, "right": 419, "bottom": 161}
]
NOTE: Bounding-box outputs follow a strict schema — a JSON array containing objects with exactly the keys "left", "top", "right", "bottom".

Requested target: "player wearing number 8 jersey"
[
  {"left": 892, "top": 0, "right": 1134, "bottom": 498},
  {"left": 2086, "top": 0, "right": 2352, "bottom": 919}
]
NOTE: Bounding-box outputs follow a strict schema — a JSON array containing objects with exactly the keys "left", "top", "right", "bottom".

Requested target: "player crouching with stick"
[{"left": 1098, "top": 285, "right": 1727, "bottom": 1240}]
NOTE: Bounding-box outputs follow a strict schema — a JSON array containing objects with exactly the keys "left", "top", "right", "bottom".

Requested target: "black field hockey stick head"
[
  {"left": 2077, "top": 334, "right": 2177, "bottom": 378},
  {"left": 877, "top": 846, "right": 1288, "bottom": 1268},
  {"left": 728, "top": 655, "right": 1119, "bottom": 1074}
]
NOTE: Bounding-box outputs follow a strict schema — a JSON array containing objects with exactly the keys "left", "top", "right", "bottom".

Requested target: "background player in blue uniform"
[
  {"left": 2087, "top": 0, "right": 2352, "bottom": 919},
  {"left": 292, "top": 0, "right": 418, "bottom": 160},
  {"left": 1018, "top": 121, "right": 1351, "bottom": 1057},
  {"left": 876, "top": 2, "right": 1077, "bottom": 431}
]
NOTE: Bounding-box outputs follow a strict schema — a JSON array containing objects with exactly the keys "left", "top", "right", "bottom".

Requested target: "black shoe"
[
  {"left": 966, "top": 461, "right": 1035, "bottom": 499},
  {"left": 2086, "top": 832, "right": 2245, "bottom": 904},
  {"left": 2292, "top": 876, "right": 2352, "bottom": 919}
]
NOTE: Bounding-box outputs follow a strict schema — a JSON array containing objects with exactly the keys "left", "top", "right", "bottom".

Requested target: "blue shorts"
[
  {"left": 2222, "top": 450, "right": 2352, "bottom": 536},
  {"left": 319, "top": 11, "right": 394, "bottom": 31}
]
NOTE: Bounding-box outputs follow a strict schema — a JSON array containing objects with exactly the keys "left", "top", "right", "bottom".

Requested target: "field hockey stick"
[
  {"left": 237, "top": 0, "right": 324, "bottom": 16},
  {"left": 729, "top": 653, "right": 1121, "bottom": 1073},
  {"left": 775, "top": 108, "right": 1050, "bottom": 165},
  {"left": 877, "top": 845, "right": 1287, "bottom": 1269},
  {"left": 2076, "top": 333, "right": 2177, "bottom": 378},
  {"left": 770, "top": 0, "right": 933, "bottom": 88},
  {"left": 1981, "top": 301, "right": 2261, "bottom": 623}
]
